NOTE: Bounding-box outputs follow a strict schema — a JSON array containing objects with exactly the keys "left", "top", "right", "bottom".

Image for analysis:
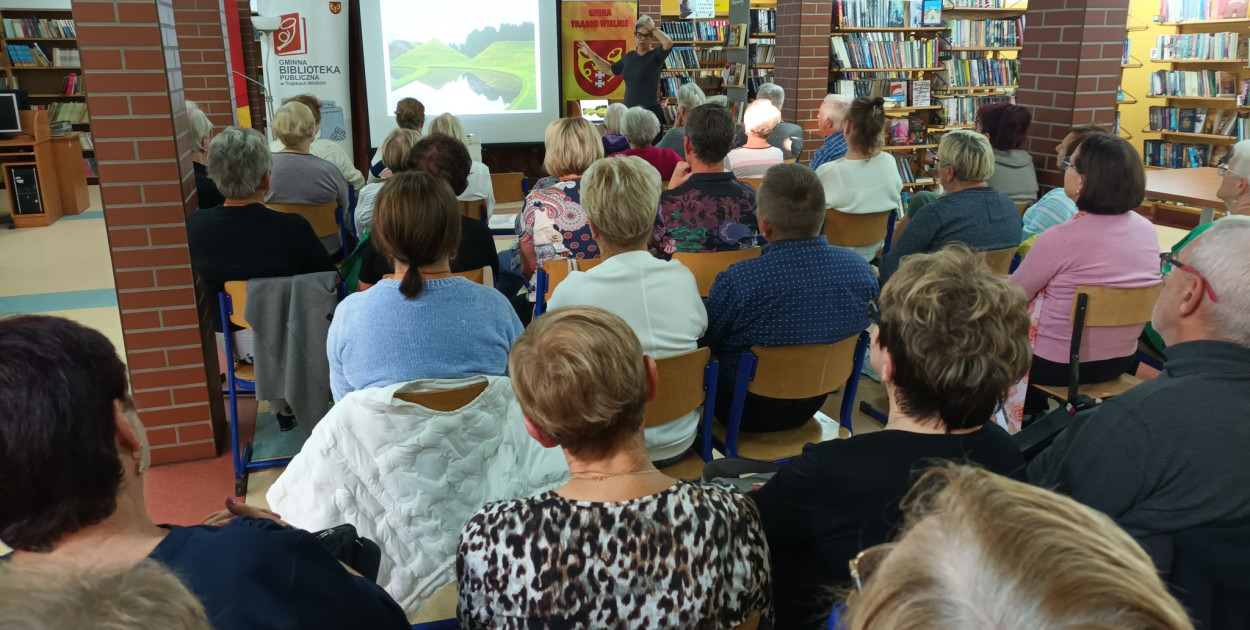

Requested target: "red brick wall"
[
  {"left": 1016, "top": 0, "right": 1128, "bottom": 188},
  {"left": 173, "top": 0, "right": 237, "bottom": 130},
  {"left": 774, "top": 0, "right": 831, "bottom": 164},
  {"left": 74, "top": 0, "right": 224, "bottom": 465}
]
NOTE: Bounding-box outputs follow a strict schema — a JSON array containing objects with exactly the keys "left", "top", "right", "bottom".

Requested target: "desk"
[
  {"left": 5, "top": 110, "right": 89, "bottom": 228},
  {"left": 1144, "top": 167, "right": 1223, "bottom": 225},
  {"left": 1155, "top": 224, "right": 1191, "bottom": 252}
]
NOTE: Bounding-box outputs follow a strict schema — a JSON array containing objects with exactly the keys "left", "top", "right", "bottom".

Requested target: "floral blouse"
[{"left": 511, "top": 178, "right": 599, "bottom": 299}]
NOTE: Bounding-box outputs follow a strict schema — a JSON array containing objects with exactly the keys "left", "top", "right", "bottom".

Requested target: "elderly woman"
[
  {"left": 657, "top": 82, "right": 706, "bottom": 160},
  {"left": 978, "top": 102, "right": 1039, "bottom": 205},
  {"left": 726, "top": 99, "right": 786, "bottom": 178},
  {"left": 613, "top": 107, "right": 682, "bottom": 179},
  {"left": 511, "top": 116, "right": 604, "bottom": 307},
  {"left": 734, "top": 83, "right": 804, "bottom": 159},
  {"left": 370, "top": 97, "right": 424, "bottom": 181},
  {"left": 426, "top": 112, "right": 495, "bottom": 218},
  {"left": 816, "top": 96, "right": 902, "bottom": 262},
  {"left": 577, "top": 15, "right": 675, "bottom": 124},
  {"left": 752, "top": 244, "right": 1029, "bottom": 630},
  {"left": 878, "top": 129, "right": 1021, "bottom": 283},
  {"left": 352, "top": 127, "right": 421, "bottom": 236},
  {"left": 186, "top": 101, "right": 222, "bottom": 209},
  {"left": 457, "top": 306, "right": 771, "bottom": 628},
  {"left": 1011, "top": 134, "right": 1159, "bottom": 414},
  {"left": 546, "top": 156, "right": 707, "bottom": 467},
  {"left": 269, "top": 94, "right": 365, "bottom": 189},
  {"left": 843, "top": 466, "right": 1194, "bottom": 630},
  {"left": 1021, "top": 123, "right": 1107, "bottom": 240},
  {"left": 267, "top": 100, "right": 350, "bottom": 256},
  {"left": 330, "top": 171, "right": 522, "bottom": 399},
  {"left": 600, "top": 102, "right": 630, "bottom": 156},
  {"left": 0, "top": 315, "right": 409, "bottom": 630}
]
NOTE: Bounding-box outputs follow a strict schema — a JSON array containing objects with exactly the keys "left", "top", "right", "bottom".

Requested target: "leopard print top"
[{"left": 457, "top": 481, "right": 772, "bottom": 629}]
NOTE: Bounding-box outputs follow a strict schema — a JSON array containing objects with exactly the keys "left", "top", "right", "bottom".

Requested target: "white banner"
[{"left": 256, "top": 0, "right": 353, "bottom": 156}]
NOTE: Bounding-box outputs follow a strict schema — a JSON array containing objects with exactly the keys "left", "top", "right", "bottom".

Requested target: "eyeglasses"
[
  {"left": 867, "top": 300, "right": 881, "bottom": 326},
  {"left": 1218, "top": 163, "right": 1236, "bottom": 177},
  {"left": 1059, "top": 157, "right": 1075, "bottom": 171},
  {"left": 1160, "top": 252, "right": 1219, "bottom": 303},
  {"left": 849, "top": 543, "right": 895, "bottom": 592},
  {"left": 634, "top": 30, "right": 653, "bottom": 38}
]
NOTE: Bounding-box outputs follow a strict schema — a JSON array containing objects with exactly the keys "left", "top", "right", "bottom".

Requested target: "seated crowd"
[{"left": 2, "top": 87, "right": 1248, "bottom": 630}]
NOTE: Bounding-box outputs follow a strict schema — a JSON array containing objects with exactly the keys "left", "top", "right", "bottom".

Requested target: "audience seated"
[
  {"left": 1010, "top": 134, "right": 1159, "bottom": 414},
  {"left": 186, "top": 101, "right": 223, "bottom": 210},
  {"left": 844, "top": 465, "right": 1194, "bottom": 630},
  {"left": 704, "top": 164, "right": 877, "bottom": 432},
  {"left": 816, "top": 96, "right": 903, "bottom": 262},
  {"left": 0, "top": 316, "right": 409, "bottom": 630},
  {"left": 707, "top": 94, "right": 729, "bottom": 107},
  {"left": 809, "top": 93, "right": 851, "bottom": 170},
  {"left": 733, "top": 84, "right": 804, "bottom": 160},
  {"left": 511, "top": 116, "right": 603, "bottom": 305},
  {"left": 457, "top": 306, "right": 772, "bottom": 628},
  {"left": 370, "top": 97, "right": 423, "bottom": 181},
  {"left": 353, "top": 127, "right": 421, "bottom": 236},
  {"left": 978, "top": 103, "right": 1039, "bottom": 205},
  {"left": 266, "top": 101, "right": 350, "bottom": 256},
  {"left": 269, "top": 93, "right": 365, "bottom": 190},
  {"left": 613, "top": 106, "right": 682, "bottom": 179},
  {"left": 654, "top": 103, "right": 758, "bottom": 254},
  {"left": 656, "top": 82, "right": 706, "bottom": 160},
  {"left": 601, "top": 102, "right": 630, "bottom": 156},
  {"left": 726, "top": 99, "right": 786, "bottom": 178},
  {"left": 328, "top": 171, "right": 522, "bottom": 400},
  {"left": 426, "top": 113, "right": 496, "bottom": 218},
  {"left": 547, "top": 156, "right": 707, "bottom": 467},
  {"left": 879, "top": 129, "right": 1021, "bottom": 283},
  {"left": 1021, "top": 124, "right": 1107, "bottom": 240},
  {"left": 751, "top": 243, "right": 1027, "bottom": 630}
]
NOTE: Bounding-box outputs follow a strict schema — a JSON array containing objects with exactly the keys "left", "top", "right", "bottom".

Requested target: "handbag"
[{"left": 314, "top": 523, "right": 383, "bottom": 583}]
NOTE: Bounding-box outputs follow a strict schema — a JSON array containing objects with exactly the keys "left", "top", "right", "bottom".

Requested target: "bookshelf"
[
  {"left": 0, "top": 8, "right": 93, "bottom": 183},
  {"left": 745, "top": 0, "right": 776, "bottom": 104},
  {"left": 658, "top": 12, "right": 732, "bottom": 127},
  {"left": 935, "top": 0, "right": 1024, "bottom": 135}
]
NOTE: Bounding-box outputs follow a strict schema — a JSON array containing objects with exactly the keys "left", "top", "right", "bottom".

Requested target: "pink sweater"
[{"left": 1010, "top": 212, "right": 1160, "bottom": 363}]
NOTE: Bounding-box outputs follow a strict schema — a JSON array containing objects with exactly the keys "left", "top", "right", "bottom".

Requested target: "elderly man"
[
  {"left": 1030, "top": 216, "right": 1250, "bottom": 547},
  {"left": 808, "top": 93, "right": 851, "bottom": 170},
  {"left": 656, "top": 82, "right": 706, "bottom": 160},
  {"left": 733, "top": 83, "right": 804, "bottom": 159}
]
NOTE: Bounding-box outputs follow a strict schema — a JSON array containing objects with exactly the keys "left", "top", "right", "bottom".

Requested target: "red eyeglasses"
[{"left": 1160, "top": 252, "right": 1219, "bottom": 303}]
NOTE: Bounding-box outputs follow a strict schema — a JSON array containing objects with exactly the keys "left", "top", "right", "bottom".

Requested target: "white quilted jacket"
[{"left": 266, "top": 376, "right": 570, "bottom": 620}]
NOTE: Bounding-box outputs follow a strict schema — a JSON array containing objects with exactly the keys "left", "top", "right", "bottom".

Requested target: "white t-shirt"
[
  {"left": 547, "top": 251, "right": 708, "bottom": 462},
  {"left": 816, "top": 152, "right": 903, "bottom": 262},
  {"left": 725, "top": 145, "right": 784, "bottom": 178},
  {"left": 353, "top": 182, "right": 384, "bottom": 237},
  {"left": 461, "top": 161, "right": 495, "bottom": 218}
]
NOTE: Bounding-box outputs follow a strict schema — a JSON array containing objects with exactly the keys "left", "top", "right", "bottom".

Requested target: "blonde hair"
[
  {"left": 426, "top": 112, "right": 469, "bottom": 146},
  {"left": 744, "top": 99, "right": 782, "bottom": 138},
  {"left": 847, "top": 465, "right": 1195, "bottom": 630},
  {"left": 543, "top": 117, "right": 604, "bottom": 177},
  {"left": 185, "top": 101, "right": 211, "bottom": 152},
  {"left": 285, "top": 93, "right": 321, "bottom": 124},
  {"left": 582, "top": 156, "right": 662, "bottom": 247},
  {"left": 937, "top": 129, "right": 995, "bottom": 182},
  {"left": 508, "top": 306, "right": 647, "bottom": 460},
  {"left": 604, "top": 102, "right": 629, "bottom": 134},
  {"left": 380, "top": 128, "right": 422, "bottom": 172},
  {"left": 271, "top": 101, "right": 317, "bottom": 149}
]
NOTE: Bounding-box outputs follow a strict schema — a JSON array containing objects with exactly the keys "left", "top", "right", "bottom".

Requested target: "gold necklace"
[{"left": 568, "top": 469, "right": 664, "bottom": 482}]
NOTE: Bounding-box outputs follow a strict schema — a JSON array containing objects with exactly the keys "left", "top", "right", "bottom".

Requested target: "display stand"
[{"left": 5, "top": 108, "right": 88, "bottom": 228}]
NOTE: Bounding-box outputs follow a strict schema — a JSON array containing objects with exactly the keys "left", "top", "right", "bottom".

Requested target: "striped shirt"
[
  {"left": 1021, "top": 187, "right": 1078, "bottom": 240},
  {"left": 726, "top": 146, "right": 784, "bottom": 178},
  {"left": 809, "top": 132, "right": 848, "bottom": 170}
]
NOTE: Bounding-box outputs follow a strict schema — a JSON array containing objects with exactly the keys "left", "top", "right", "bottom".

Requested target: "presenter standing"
[{"left": 578, "top": 16, "right": 674, "bottom": 133}]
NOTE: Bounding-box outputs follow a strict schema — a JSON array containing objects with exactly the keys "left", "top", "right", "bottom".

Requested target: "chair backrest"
[
  {"left": 748, "top": 334, "right": 861, "bottom": 399},
  {"left": 823, "top": 209, "right": 892, "bottom": 248},
  {"left": 459, "top": 199, "right": 487, "bottom": 222},
  {"left": 1016, "top": 202, "right": 1029, "bottom": 215},
  {"left": 672, "top": 248, "right": 762, "bottom": 297},
  {"left": 491, "top": 172, "right": 526, "bottom": 203},
  {"left": 783, "top": 156, "right": 798, "bottom": 164},
  {"left": 982, "top": 247, "right": 1017, "bottom": 275},
  {"left": 643, "top": 347, "right": 712, "bottom": 428},
  {"left": 453, "top": 265, "right": 493, "bottom": 286},
  {"left": 1070, "top": 284, "right": 1163, "bottom": 327},
  {"left": 222, "top": 280, "right": 250, "bottom": 328},
  {"left": 394, "top": 380, "right": 489, "bottom": 412},
  {"left": 541, "top": 257, "right": 604, "bottom": 301},
  {"left": 268, "top": 201, "right": 339, "bottom": 238},
  {"left": 741, "top": 177, "right": 763, "bottom": 190}
]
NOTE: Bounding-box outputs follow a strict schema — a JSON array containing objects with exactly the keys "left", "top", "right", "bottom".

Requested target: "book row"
[
  {"left": 1144, "top": 140, "right": 1226, "bottom": 168},
  {"left": 945, "top": 18, "right": 1024, "bottom": 48},
  {"left": 1147, "top": 106, "right": 1245, "bottom": 136},
  {"left": 1151, "top": 32, "right": 1245, "bottom": 61},
  {"left": 750, "top": 9, "right": 776, "bottom": 34},
  {"left": 940, "top": 95, "right": 1011, "bottom": 125},
  {"left": 832, "top": 0, "right": 944, "bottom": 29},
  {"left": 1157, "top": 0, "right": 1247, "bottom": 23},
  {"left": 659, "top": 20, "right": 730, "bottom": 42},
  {"left": 942, "top": 58, "right": 1019, "bottom": 87},
  {"left": 1148, "top": 69, "right": 1238, "bottom": 98},
  {"left": 830, "top": 33, "right": 940, "bottom": 70},
  {"left": 2, "top": 18, "right": 75, "bottom": 39},
  {"left": 832, "top": 78, "right": 932, "bottom": 107}
]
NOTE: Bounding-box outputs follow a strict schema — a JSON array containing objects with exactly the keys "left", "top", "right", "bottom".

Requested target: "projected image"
[{"left": 382, "top": 0, "right": 539, "bottom": 114}]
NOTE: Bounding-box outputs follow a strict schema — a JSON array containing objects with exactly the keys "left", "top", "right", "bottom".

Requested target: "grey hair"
[
  {"left": 1228, "top": 140, "right": 1250, "bottom": 179},
  {"left": 206, "top": 127, "right": 272, "bottom": 200},
  {"left": 819, "top": 93, "right": 852, "bottom": 127},
  {"left": 604, "top": 103, "right": 629, "bottom": 134},
  {"left": 1185, "top": 215, "right": 1250, "bottom": 346},
  {"left": 707, "top": 95, "right": 728, "bottom": 107},
  {"left": 185, "top": 101, "right": 211, "bottom": 152},
  {"left": 620, "top": 107, "right": 660, "bottom": 147},
  {"left": 676, "top": 82, "right": 706, "bottom": 112},
  {"left": 757, "top": 83, "right": 785, "bottom": 110}
]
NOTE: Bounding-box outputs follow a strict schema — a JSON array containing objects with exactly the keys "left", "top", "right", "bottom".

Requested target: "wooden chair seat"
[
  {"left": 491, "top": 172, "right": 526, "bottom": 203},
  {"left": 659, "top": 450, "right": 707, "bottom": 481},
  {"left": 711, "top": 416, "right": 850, "bottom": 462},
  {"left": 823, "top": 209, "right": 892, "bottom": 248},
  {"left": 672, "top": 248, "right": 761, "bottom": 297},
  {"left": 741, "top": 177, "right": 763, "bottom": 190},
  {"left": 1034, "top": 374, "right": 1143, "bottom": 402},
  {"left": 394, "top": 380, "right": 489, "bottom": 412},
  {"left": 459, "top": 200, "right": 487, "bottom": 221},
  {"left": 982, "top": 246, "right": 1017, "bottom": 275},
  {"left": 267, "top": 201, "right": 339, "bottom": 238}
]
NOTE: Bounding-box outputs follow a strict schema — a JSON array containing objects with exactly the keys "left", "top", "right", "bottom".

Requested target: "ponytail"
[
  {"left": 399, "top": 265, "right": 424, "bottom": 299},
  {"left": 847, "top": 96, "right": 887, "bottom": 155}
]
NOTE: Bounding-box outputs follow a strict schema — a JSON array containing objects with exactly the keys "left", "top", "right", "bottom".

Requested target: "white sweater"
[{"left": 816, "top": 152, "right": 903, "bottom": 261}]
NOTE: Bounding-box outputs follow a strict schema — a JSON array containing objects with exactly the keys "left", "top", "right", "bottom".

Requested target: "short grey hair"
[
  {"left": 620, "top": 107, "right": 660, "bottom": 147},
  {"left": 604, "top": 103, "right": 628, "bottom": 134},
  {"left": 744, "top": 99, "right": 782, "bottom": 138},
  {"left": 207, "top": 127, "right": 272, "bottom": 200},
  {"left": 676, "top": 82, "right": 706, "bottom": 112},
  {"left": 938, "top": 129, "right": 995, "bottom": 182},
  {"left": 1185, "top": 215, "right": 1250, "bottom": 345},
  {"left": 819, "top": 93, "right": 852, "bottom": 128},
  {"left": 707, "top": 95, "right": 728, "bottom": 107},
  {"left": 757, "top": 83, "right": 785, "bottom": 110},
  {"left": 186, "top": 101, "right": 211, "bottom": 152},
  {"left": 1228, "top": 140, "right": 1250, "bottom": 179}
]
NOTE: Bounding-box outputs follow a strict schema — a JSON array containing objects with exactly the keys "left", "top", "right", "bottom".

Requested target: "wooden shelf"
[
  {"left": 831, "top": 27, "right": 945, "bottom": 33},
  {"left": 883, "top": 105, "right": 942, "bottom": 112},
  {"left": 1122, "top": 61, "right": 1143, "bottom": 68},
  {"left": 1153, "top": 130, "right": 1239, "bottom": 142},
  {"left": 1147, "top": 95, "right": 1244, "bottom": 105},
  {"left": 935, "top": 84, "right": 1018, "bottom": 92},
  {"left": 883, "top": 144, "right": 939, "bottom": 152},
  {"left": 2, "top": 37, "right": 75, "bottom": 41},
  {"left": 751, "top": 32, "right": 775, "bottom": 37},
  {"left": 941, "top": 6, "right": 1029, "bottom": 19},
  {"left": 664, "top": 67, "right": 725, "bottom": 72},
  {"left": 1126, "top": 24, "right": 1149, "bottom": 31},
  {"left": 946, "top": 46, "right": 1023, "bottom": 52},
  {"left": 1118, "top": 96, "right": 1139, "bottom": 104},
  {"left": 9, "top": 65, "right": 80, "bottom": 70},
  {"left": 1151, "top": 58, "right": 1248, "bottom": 64},
  {"left": 754, "top": 63, "right": 774, "bottom": 68},
  {"left": 832, "top": 66, "right": 944, "bottom": 73},
  {"left": 723, "top": 83, "right": 746, "bottom": 88},
  {"left": 27, "top": 93, "right": 83, "bottom": 97},
  {"left": 668, "top": 40, "right": 726, "bottom": 46},
  {"left": 928, "top": 124, "right": 975, "bottom": 131},
  {"left": 1159, "top": 18, "right": 1250, "bottom": 26},
  {"left": 903, "top": 181, "right": 935, "bottom": 188},
  {"left": 723, "top": 46, "right": 747, "bottom": 50}
]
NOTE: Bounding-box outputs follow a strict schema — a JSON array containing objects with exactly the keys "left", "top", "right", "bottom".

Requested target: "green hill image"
[{"left": 390, "top": 39, "right": 536, "bottom": 111}]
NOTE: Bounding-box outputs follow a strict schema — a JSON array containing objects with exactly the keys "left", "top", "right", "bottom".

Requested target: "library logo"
[
  {"left": 576, "top": 40, "right": 624, "bottom": 96},
  {"left": 275, "top": 12, "right": 308, "bottom": 57},
  {"left": 329, "top": 2, "right": 342, "bottom": 15}
]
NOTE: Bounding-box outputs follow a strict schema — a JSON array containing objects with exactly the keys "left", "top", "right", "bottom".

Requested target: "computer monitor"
[
  {"left": 0, "top": 89, "right": 31, "bottom": 111},
  {"left": 579, "top": 99, "right": 608, "bottom": 124},
  {"left": 0, "top": 92, "right": 21, "bottom": 136}
]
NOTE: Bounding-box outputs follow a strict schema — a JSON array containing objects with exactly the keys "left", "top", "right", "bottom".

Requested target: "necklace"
[{"left": 568, "top": 469, "right": 664, "bottom": 482}]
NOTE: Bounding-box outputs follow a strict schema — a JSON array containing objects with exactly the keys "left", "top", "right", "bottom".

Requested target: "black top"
[
  {"left": 149, "top": 517, "right": 408, "bottom": 630},
  {"left": 186, "top": 202, "right": 336, "bottom": 329},
  {"left": 611, "top": 48, "right": 672, "bottom": 108},
  {"left": 1029, "top": 340, "right": 1250, "bottom": 540},
  {"left": 359, "top": 216, "right": 500, "bottom": 286},
  {"left": 192, "top": 161, "right": 224, "bottom": 210},
  {"left": 751, "top": 424, "right": 1025, "bottom": 630}
]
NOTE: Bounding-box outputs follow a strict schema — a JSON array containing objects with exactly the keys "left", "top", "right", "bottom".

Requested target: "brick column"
[
  {"left": 173, "top": 0, "right": 237, "bottom": 129},
  {"left": 1016, "top": 0, "right": 1128, "bottom": 188},
  {"left": 639, "top": 0, "right": 661, "bottom": 20},
  {"left": 74, "top": 0, "right": 224, "bottom": 465},
  {"left": 774, "top": 0, "right": 832, "bottom": 164}
]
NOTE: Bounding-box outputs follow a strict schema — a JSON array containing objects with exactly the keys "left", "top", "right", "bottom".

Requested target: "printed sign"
[{"left": 562, "top": 1, "right": 637, "bottom": 101}]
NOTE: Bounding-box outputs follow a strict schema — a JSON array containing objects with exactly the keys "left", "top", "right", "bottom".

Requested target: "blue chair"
[
  {"left": 531, "top": 257, "right": 603, "bottom": 317},
  {"left": 342, "top": 185, "right": 358, "bottom": 250},
  {"left": 644, "top": 347, "right": 719, "bottom": 481},
  {"left": 713, "top": 331, "right": 870, "bottom": 462},
  {"left": 410, "top": 621, "right": 459, "bottom": 630}
]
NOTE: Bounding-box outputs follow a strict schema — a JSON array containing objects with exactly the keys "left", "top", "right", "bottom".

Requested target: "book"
[
  {"left": 921, "top": 0, "right": 943, "bottom": 26},
  {"left": 886, "top": 80, "right": 909, "bottom": 106},
  {"left": 889, "top": 118, "right": 910, "bottom": 145},
  {"left": 909, "top": 0, "right": 924, "bottom": 27},
  {"left": 888, "top": 0, "right": 905, "bottom": 27},
  {"left": 1218, "top": 71, "right": 1237, "bottom": 96},
  {"left": 908, "top": 114, "right": 926, "bottom": 144},
  {"left": 1178, "top": 108, "right": 1196, "bottom": 132},
  {"left": 911, "top": 80, "right": 931, "bottom": 107}
]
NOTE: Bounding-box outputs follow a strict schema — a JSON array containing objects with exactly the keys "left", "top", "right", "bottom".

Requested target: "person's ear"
[
  {"left": 877, "top": 343, "right": 896, "bottom": 385},
  {"left": 260, "top": 171, "right": 271, "bottom": 193},
  {"left": 643, "top": 355, "right": 659, "bottom": 404},
  {"left": 588, "top": 218, "right": 601, "bottom": 242},
  {"left": 1237, "top": 176, "right": 1249, "bottom": 198},
  {"left": 1176, "top": 273, "right": 1205, "bottom": 319},
  {"left": 683, "top": 135, "right": 694, "bottom": 158},
  {"left": 758, "top": 215, "right": 774, "bottom": 240},
  {"left": 113, "top": 400, "right": 144, "bottom": 457},
  {"left": 523, "top": 416, "right": 559, "bottom": 448}
]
